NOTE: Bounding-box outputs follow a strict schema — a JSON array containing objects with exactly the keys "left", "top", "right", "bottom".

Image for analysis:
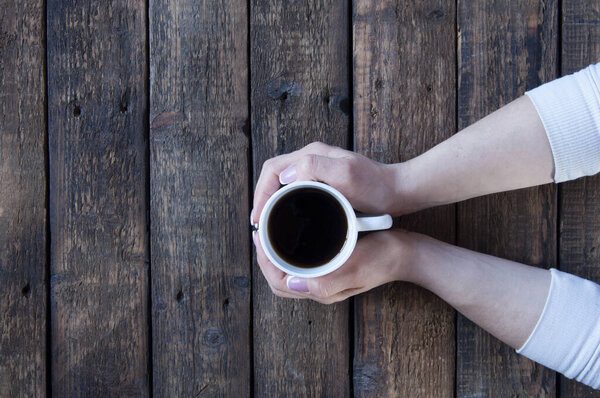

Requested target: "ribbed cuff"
[
  {"left": 525, "top": 63, "right": 600, "bottom": 183},
  {"left": 517, "top": 269, "right": 600, "bottom": 389}
]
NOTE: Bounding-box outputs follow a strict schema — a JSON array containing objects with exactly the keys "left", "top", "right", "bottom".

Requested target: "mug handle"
[{"left": 356, "top": 214, "right": 393, "bottom": 232}]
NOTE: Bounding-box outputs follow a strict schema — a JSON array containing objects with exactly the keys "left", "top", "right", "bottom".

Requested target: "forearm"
[
  {"left": 388, "top": 96, "right": 554, "bottom": 215},
  {"left": 403, "top": 232, "right": 551, "bottom": 349}
]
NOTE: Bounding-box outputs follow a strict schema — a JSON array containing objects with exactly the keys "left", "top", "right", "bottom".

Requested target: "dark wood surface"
[
  {"left": 0, "top": 1, "right": 47, "bottom": 396},
  {"left": 250, "top": 0, "right": 351, "bottom": 395},
  {"left": 559, "top": 1, "right": 600, "bottom": 397},
  {"left": 456, "top": 1, "right": 559, "bottom": 397},
  {"left": 47, "top": 1, "right": 149, "bottom": 395},
  {"left": 149, "top": 0, "right": 251, "bottom": 396},
  {"left": 2, "top": 0, "right": 600, "bottom": 396},
  {"left": 353, "top": 1, "right": 456, "bottom": 396}
]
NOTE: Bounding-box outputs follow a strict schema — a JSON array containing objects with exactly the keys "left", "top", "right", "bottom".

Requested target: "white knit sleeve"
[
  {"left": 517, "top": 269, "right": 600, "bottom": 389},
  {"left": 525, "top": 63, "right": 600, "bottom": 183}
]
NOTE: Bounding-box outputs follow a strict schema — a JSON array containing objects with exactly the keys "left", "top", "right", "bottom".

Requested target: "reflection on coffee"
[{"left": 267, "top": 187, "right": 347, "bottom": 268}]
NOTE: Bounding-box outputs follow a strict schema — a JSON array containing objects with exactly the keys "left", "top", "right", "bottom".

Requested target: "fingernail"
[
  {"left": 250, "top": 209, "right": 258, "bottom": 229},
  {"left": 252, "top": 231, "right": 257, "bottom": 245},
  {"left": 279, "top": 166, "right": 297, "bottom": 184},
  {"left": 286, "top": 276, "right": 308, "bottom": 292}
]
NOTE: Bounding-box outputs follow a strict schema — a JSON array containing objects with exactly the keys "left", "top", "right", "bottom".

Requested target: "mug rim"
[{"left": 258, "top": 181, "right": 358, "bottom": 278}]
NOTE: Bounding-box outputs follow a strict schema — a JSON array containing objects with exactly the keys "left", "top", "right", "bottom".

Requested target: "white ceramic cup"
[{"left": 258, "top": 181, "right": 393, "bottom": 278}]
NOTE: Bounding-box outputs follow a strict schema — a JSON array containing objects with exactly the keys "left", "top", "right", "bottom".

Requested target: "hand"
[
  {"left": 252, "top": 229, "right": 415, "bottom": 304},
  {"left": 250, "top": 142, "right": 401, "bottom": 226}
]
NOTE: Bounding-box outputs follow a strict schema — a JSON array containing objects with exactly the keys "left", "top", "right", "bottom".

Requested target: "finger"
[
  {"left": 307, "top": 264, "right": 364, "bottom": 299},
  {"left": 251, "top": 142, "right": 347, "bottom": 225},
  {"left": 293, "top": 154, "right": 349, "bottom": 184},
  {"left": 285, "top": 233, "right": 384, "bottom": 300},
  {"left": 283, "top": 258, "right": 363, "bottom": 300},
  {"left": 300, "top": 278, "right": 373, "bottom": 304},
  {"left": 253, "top": 231, "right": 288, "bottom": 291},
  {"left": 252, "top": 231, "right": 314, "bottom": 299},
  {"left": 321, "top": 286, "right": 370, "bottom": 304},
  {"left": 252, "top": 145, "right": 326, "bottom": 223},
  {"left": 269, "top": 284, "right": 304, "bottom": 299},
  {"left": 255, "top": 154, "right": 351, "bottom": 228},
  {"left": 251, "top": 157, "right": 287, "bottom": 226}
]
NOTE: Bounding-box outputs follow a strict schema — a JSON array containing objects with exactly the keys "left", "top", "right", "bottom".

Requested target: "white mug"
[{"left": 258, "top": 181, "right": 393, "bottom": 278}]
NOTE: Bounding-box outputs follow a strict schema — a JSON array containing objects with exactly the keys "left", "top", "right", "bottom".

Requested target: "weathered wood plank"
[
  {"left": 559, "top": 1, "right": 600, "bottom": 396},
  {"left": 456, "top": 1, "right": 558, "bottom": 396},
  {"left": 250, "top": 0, "right": 350, "bottom": 395},
  {"left": 150, "top": 0, "right": 251, "bottom": 396},
  {"left": 352, "top": 1, "right": 456, "bottom": 396},
  {"left": 0, "top": 1, "right": 47, "bottom": 396},
  {"left": 47, "top": 1, "right": 149, "bottom": 395}
]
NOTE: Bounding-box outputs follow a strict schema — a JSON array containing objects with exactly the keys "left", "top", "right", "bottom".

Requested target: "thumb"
[
  {"left": 279, "top": 154, "right": 346, "bottom": 186},
  {"left": 286, "top": 272, "right": 350, "bottom": 299}
]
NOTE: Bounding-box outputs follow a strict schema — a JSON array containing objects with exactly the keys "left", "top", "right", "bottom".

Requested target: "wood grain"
[
  {"left": 47, "top": 1, "right": 149, "bottom": 395},
  {"left": 150, "top": 0, "right": 251, "bottom": 396},
  {"left": 0, "top": 1, "right": 47, "bottom": 396},
  {"left": 559, "top": 1, "right": 600, "bottom": 396},
  {"left": 250, "top": 0, "right": 351, "bottom": 395},
  {"left": 456, "top": 1, "right": 558, "bottom": 396},
  {"left": 352, "top": 1, "right": 456, "bottom": 396}
]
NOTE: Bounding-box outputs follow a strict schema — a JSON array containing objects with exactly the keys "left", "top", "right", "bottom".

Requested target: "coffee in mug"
[{"left": 268, "top": 187, "right": 348, "bottom": 268}]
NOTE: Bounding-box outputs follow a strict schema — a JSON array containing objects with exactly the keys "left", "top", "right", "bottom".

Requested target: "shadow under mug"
[{"left": 258, "top": 181, "right": 393, "bottom": 278}]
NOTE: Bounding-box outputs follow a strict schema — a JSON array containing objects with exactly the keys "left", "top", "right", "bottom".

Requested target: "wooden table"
[{"left": 2, "top": 0, "right": 599, "bottom": 396}]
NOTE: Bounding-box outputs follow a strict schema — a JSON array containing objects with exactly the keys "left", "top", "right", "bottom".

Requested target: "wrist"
[
  {"left": 383, "top": 162, "right": 420, "bottom": 216},
  {"left": 388, "top": 229, "right": 424, "bottom": 283},
  {"left": 393, "top": 231, "right": 445, "bottom": 287}
]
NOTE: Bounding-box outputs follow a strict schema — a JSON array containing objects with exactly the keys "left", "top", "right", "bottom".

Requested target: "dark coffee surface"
[{"left": 268, "top": 188, "right": 348, "bottom": 268}]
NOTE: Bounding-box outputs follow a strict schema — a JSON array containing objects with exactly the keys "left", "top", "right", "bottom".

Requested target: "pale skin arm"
[
  {"left": 391, "top": 95, "right": 555, "bottom": 214},
  {"left": 408, "top": 233, "right": 550, "bottom": 348},
  {"left": 251, "top": 95, "right": 554, "bottom": 349}
]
